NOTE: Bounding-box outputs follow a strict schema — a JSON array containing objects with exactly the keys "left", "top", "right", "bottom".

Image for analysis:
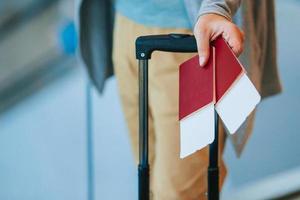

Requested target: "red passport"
[
  {"left": 179, "top": 47, "right": 215, "bottom": 120},
  {"left": 179, "top": 37, "right": 261, "bottom": 158}
]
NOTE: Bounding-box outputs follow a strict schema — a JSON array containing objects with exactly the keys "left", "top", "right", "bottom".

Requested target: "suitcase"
[{"left": 135, "top": 34, "right": 220, "bottom": 200}]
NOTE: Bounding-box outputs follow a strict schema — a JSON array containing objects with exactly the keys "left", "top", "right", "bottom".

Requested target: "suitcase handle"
[
  {"left": 136, "top": 33, "right": 219, "bottom": 200},
  {"left": 136, "top": 34, "right": 197, "bottom": 59}
]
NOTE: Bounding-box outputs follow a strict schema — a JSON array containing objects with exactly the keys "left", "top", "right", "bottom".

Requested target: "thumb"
[{"left": 195, "top": 30, "right": 210, "bottom": 67}]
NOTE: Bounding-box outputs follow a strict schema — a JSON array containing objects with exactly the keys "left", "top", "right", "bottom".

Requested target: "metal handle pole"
[
  {"left": 208, "top": 110, "right": 219, "bottom": 200},
  {"left": 86, "top": 80, "right": 95, "bottom": 200},
  {"left": 138, "top": 59, "right": 150, "bottom": 200}
]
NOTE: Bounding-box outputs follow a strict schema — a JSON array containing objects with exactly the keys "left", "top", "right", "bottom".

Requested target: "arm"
[
  {"left": 194, "top": 0, "right": 244, "bottom": 66},
  {"left": 198, "top": 0, "right": 241, "bottom": 21}
]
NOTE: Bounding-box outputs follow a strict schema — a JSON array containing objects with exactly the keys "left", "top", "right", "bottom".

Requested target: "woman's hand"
[{"left": 194, "top": 13, "right": 244, "bottom": 67}]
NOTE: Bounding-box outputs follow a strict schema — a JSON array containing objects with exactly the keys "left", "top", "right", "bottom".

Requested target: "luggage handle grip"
[{"left": 136, "top": 34, "right": 197, "bottom": 59}]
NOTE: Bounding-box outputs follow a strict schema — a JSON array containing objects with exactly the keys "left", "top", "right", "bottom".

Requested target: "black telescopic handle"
[{"left": 136, "top": 34, "right": 197, "bottom": 59}]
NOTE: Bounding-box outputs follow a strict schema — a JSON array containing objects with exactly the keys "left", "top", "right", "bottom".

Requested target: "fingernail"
[{"left": 199, "top": 56, "right": 205, "bottom": 67}]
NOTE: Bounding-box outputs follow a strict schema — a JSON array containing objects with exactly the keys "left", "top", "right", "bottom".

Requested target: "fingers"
[
  {"left": 222, "top": 25, "right": 244, "bottom": 56},
  {"left": 194, "top": 14, "right": 245, "bottom": 64},
  {"left": 194, "top": 28, "right": 210, "bottom": 67}
]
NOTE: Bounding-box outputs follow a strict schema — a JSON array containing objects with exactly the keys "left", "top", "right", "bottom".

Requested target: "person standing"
[{"left": 76, "top": 0, "right": 281, "bottom": 199}]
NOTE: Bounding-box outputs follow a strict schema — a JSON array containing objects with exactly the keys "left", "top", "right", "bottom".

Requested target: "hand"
[{"left": 193, "top": 13, "right": 245, "bottom": 67}]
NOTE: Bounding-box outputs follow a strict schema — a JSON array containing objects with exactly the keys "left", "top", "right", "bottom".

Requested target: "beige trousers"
[{"left": 113, "top": 14, "right": 227, "bottom": 200}]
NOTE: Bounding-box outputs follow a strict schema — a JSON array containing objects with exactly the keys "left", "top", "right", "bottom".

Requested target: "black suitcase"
[{"left": 135, "top": 34, "right": 220, "bottom": 200}]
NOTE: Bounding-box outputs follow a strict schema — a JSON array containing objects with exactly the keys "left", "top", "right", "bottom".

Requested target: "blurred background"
[{"left": 0, "top": 0, "right": 299, "bottom": 199}]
